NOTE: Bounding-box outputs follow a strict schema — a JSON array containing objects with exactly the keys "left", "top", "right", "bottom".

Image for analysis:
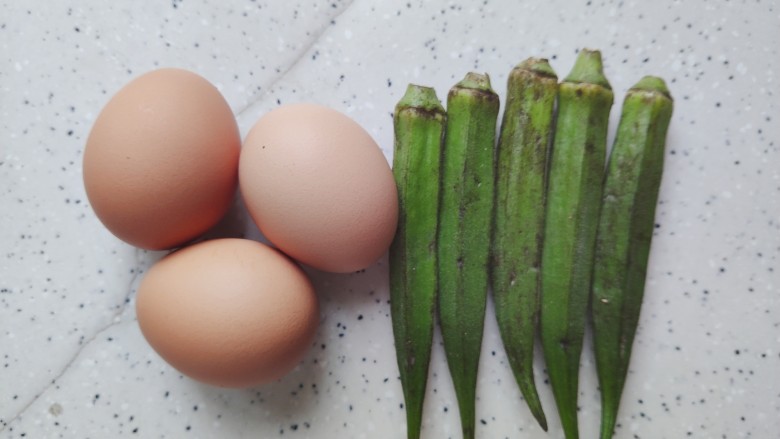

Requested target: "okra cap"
[{"left": 564, "top": 48, "right": 612, "bottom": 90}]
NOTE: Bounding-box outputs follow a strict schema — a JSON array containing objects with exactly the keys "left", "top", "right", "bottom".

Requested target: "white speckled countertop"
[{"left": 1, "top": 1, "right": 778, "bottom": 438}]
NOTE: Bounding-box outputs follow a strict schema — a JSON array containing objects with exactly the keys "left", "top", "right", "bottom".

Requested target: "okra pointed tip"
[
  {"left": 537, "top": 413, "right": 549, "bottom": 432},
  {"left": 515, "top": 57, "right": 558, "bottom": 79},
  {"left": 630, "top": 76, "right": 673, "bottom": 100},
  {"left": 396, "top": 84, "right": 445, "bottom": 113},
  {"left": 565, "top": 48, "right": 611, "bottom": 90},
  {"left": 455, "top": 71, "right": 495, "bottom": 93}
]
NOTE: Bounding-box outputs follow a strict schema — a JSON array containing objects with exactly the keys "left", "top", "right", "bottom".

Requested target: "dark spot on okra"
[
  {"left": 405, "top": 107, "right": 446, "bottom": 120},
  {"left": 531, "top": 87, "right": 543, "bottom": 101}
]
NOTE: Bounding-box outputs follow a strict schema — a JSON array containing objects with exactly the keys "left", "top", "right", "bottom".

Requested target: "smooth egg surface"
[
  {"left": 83, "top": 68, "right": 240, "bottom": 250},
  {"left": 239, "top": 104, "right": 398, "bottom": 273},
  {"left": 136, "top": 238, "right": 319, "bottom": 388}
]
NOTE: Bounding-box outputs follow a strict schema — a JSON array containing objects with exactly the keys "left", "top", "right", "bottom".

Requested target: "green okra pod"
[
  {"left": 390, "top": 84, "right": 447, "bottom": 439},
  {"left": 540, "top": 49, "right": 614, "bottom": 439},
  {"left": 491, "top": 57, "right": 558, "bottom": 432},
  {"left": 592, "top": 76, "right": 673, "bottom": 439},
  {"left": 438, "top": 72, "right": 499, "bottom": 439}
]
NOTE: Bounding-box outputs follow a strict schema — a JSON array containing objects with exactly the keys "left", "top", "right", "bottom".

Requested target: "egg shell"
[
  {"left": 239, "top": 104, "right": 398, "bottom": 273},
  {"left": 136, "top": 238, "right": 319, "bottom": 388},
  {"left": 83, "top": 68, "right": 240, "bottom": 250}
]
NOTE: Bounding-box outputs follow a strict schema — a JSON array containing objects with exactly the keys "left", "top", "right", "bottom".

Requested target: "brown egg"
[
  {"left": 136, "top": 238, "right": 319, "bottom": 388},
  {"left": 239, "top": 104, "right": 398, "bottom": 273},
  {"left": 83, "top": 68, "right": 240, "bottom": 250}
]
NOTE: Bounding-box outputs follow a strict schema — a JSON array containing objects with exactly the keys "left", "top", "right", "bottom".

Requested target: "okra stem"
[
  {"left": 391, "top": 84, "right": 447, "bottom": 439},
  {"left": 540, "top": 49, "right": 614, "bottom": 439},
  {"left": 438, "top": 72, "right": 499, "bottom": 439},
  {"left": 491, "top": 57, "right": 558, "bottom": 432},
  {"left": 592, "top": 76, "right": 673, "bottom": 439}
]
